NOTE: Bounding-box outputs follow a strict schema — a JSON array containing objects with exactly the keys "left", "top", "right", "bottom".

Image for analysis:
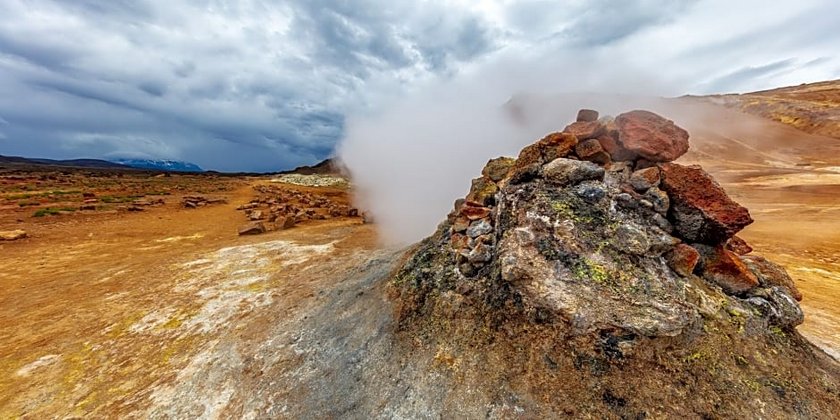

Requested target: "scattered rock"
[
  {"left": 249, "top": 210, "right": 264, "bottom": 221},
  {"left": 0, "top": 230, "right": 27, "bottom": 241},
  {"left": 238, "top": 221, "right": 266, "bottom": 235},
  {"left": 615, "top": 110, "right": 690, "bottom": 162},
  {"left": 745, "top": 287, "right": 804, "bottom": 327},
  {"left": 597, "top": 135, "right": 636, "bottom": 162},
  {"left": 659, "top": 163, "right": 753, "bottom": 244},
  {"left": 465, "top": 177, "right": 498, "bottom": 207}
]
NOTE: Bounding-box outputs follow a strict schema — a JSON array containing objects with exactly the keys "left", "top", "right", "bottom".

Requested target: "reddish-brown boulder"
[
  {"left": 539, "top": 132, "right": 579, "bottom": 162},
  {"left": 577, "top": 109, "right": 599, "bottom": 122},
  {"left": 666, "top": 243, "right": 700, "bottom": 277},
  {"left": 615, "top": 110, "right": 689, "bottom": 162},
  {"left": 564, "top": 121, "right": 605, "bottom": 141},
  {"left": 238, "top": 221, "right": 266, "bottom": 235},
  {"left": 659, "top": 163, "right": 753, "bottom": 244},
  {"left": 574, "top": 139, "right": 611, "bottom": 164},
  {"left": 597, "top": 135, "right": 636, "bottom": 161},
  {"left": 741, "top": 255, "right": 803, "bottom": 301},
  {"left": 629, "top": 167, "right": 661, "bottom": 192},
  {"left": 511, "top": 132, "right": 578, "bottom": 183},
  {"left": 696, "top": 244, "right": 759, "bottom": 295}
]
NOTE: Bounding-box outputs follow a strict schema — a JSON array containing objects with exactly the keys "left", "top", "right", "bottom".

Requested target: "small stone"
[
  {"left": 467, "top": 241, "right": 493, "bottom": 264},
  {"left": 542, "top": 158, "right": 605, "bottom": 186},
  {"left": 577, "top": 109, "right": 599, "bottom": 122},
  {"left": 574, "top": 139, "right": 611, "bottom": 165},
  {"left": 695, "top": 244, "right": 759, "bottom": 295},
  {"left": 574, "top": 181, "right": 607, "bottom": 203},
  {"left": 538, "top": 132, "right": 580, "bottom": 163},
  {"left": 451, "top": 233, "right": 469, "bottom": 250},
  {"left": 482, "top": 157, "right": 516, "bottom": 182},
  {"left": 741, "top": 255, "right": 802, "bottom": 301},
  {"left": 643, "top": 187, "right": 670, "bottom": 215},
  {"left": 629, "top": 167, "right": 661, "bottom": 192},
  {"left": 249, "top": 210, "right": 264, "bottom": 221},
  {"left": 0, "top": 230, "right": 27, "bottom": 241},
  {"left": 666, "top": 243, "right": 700, "bottom": 277},
  {"left": 460, "top": 205, "right": 491, "bottom": 220},
  {"left": 725, "top": 236, "right": 753, "bottom": 255},
  {"left": 276, "top": 216, "right": 296, "bottom": 229},
  {"left": 466, "top": 219, "right": 493, "bottom": 238},
  {"left": 465, "top": 177, "right": 498, "bottom": 207},
  {"left": 238, "top": 221, "right": 266, "bottom": 235},
  {"left": 452, "top": 216, "right": 470, "bottom": 233}
]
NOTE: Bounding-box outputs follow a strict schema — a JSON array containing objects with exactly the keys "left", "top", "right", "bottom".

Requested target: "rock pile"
[
  {"left": 389, "top": 108, "right": 838, "bottom": 418},
  {"left": 403, "top": 108, "right": 803, "bottom": 338},
  {"left": 236, "top": 184, "right": 360, "bottom": 235}
]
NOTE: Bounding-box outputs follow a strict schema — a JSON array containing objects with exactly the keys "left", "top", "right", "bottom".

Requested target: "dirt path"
[{"left": 0, "top": 181, "right": 396, "bottom": 418}]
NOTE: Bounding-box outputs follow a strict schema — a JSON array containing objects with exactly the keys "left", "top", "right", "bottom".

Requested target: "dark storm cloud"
[{"left": 0, "top": 0, "right": 837, "bottom": 171}]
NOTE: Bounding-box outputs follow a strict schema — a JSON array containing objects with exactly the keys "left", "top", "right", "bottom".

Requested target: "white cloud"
[{"left": 0, "top": 0, "right": 837, "bottom": 170}]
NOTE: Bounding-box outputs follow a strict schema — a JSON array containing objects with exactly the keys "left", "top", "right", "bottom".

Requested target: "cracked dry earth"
[{"left": 0, "top": 182, "right": 414, "bottom": 418}]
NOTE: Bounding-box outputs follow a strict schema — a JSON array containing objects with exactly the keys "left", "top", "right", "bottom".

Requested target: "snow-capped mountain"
[{"left": 111, "top": 159, "right": 203, "bottom": 172}]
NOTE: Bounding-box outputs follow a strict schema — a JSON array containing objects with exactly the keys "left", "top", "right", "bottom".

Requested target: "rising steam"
[{"left": 336, "top": 50, "right": 778, "bottom": 244}]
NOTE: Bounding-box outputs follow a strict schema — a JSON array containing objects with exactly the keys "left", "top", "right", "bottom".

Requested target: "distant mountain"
[
  {"left": 0, "top": 155, "right": 132, "bottom": 169},
  {"left": 112, "top": 159, "right": 203, "bottom": 172},
  {"left": 690, "top": 79, "right": 840, "bottom": 140},
  {"left": 281, "top": 158, "right": 341, "bottom": 175}
]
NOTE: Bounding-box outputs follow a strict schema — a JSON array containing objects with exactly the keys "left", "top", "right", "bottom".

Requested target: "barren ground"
[{"left": 1, "top": 103, "right": 840, "bottom": 416}]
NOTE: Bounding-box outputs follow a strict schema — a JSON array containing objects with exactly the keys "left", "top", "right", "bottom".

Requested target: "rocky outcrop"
[
  {"left": 236, "top": 184, "right": 361, "bottom": 234},
  {"left": 388, "top": 108, "right": 834, "bottom": 418}
]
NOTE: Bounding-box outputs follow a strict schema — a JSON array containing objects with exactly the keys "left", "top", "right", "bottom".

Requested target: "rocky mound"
[{"left": 393, "top": 109, "right": 839, "bottom": 417}]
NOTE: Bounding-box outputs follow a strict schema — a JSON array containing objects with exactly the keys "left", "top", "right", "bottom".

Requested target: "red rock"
[
  {"left": 667, "top": 243, "right": 700, "bottom": 277},
  {"left": 511, "top": 132, "right": 578, "bottom": 183},
  {"left": 276, "top": 216, "right": 296, "bottom": 229},
  {"left": 564, "top": 121, "right": 606, "bottom": 141},
  {"left": 452, "top": 215, "right": 470, "bottom": 233},
  {"left": 574, "top": 139, "right": 611, "bottom": 165},
  {"left": 659, "top": 163, "right": 753, "bottom": 244},
  {"left": 615, "top": 110, "right": 689, "bottom": 162},
  {"left": 629, "top": 167, "right": 661, "bottom": 192},
  {"left": 725, "top": 236, "right": 753, "bottom": 255},
  {"left": 597, "top": 135, "right": 636, "bottom": 161},
  {"left": 741, "top": 255, "right": 803, "bottom": 301},
  {"left": 451, "top": 233, "right": 469, "bottom": 250},
  {"left": 538, "top": 132, "right": 579, "bottom": 162},
  {"left": 576, "top": 109, "right": 599, "bottom": 122},
  {"left": 697, "top": 245, "right": 759, "bottom": 295},
  {"left": 460, "top": 205, "right": 491, "bottom": 220}
]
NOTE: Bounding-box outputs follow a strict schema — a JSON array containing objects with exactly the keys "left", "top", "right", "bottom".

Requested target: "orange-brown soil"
[{"left": 0, "top": 170, "right": 377, "bottom": 417}]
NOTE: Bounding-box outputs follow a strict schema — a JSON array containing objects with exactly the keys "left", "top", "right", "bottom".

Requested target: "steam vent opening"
[{"left": 391, "top": 108, "right": 839, "bottom": 418}]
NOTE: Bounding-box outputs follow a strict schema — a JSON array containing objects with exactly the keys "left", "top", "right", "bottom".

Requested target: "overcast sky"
[{"left": 0, "top": 0, "right": 838, "bottom": 171}]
